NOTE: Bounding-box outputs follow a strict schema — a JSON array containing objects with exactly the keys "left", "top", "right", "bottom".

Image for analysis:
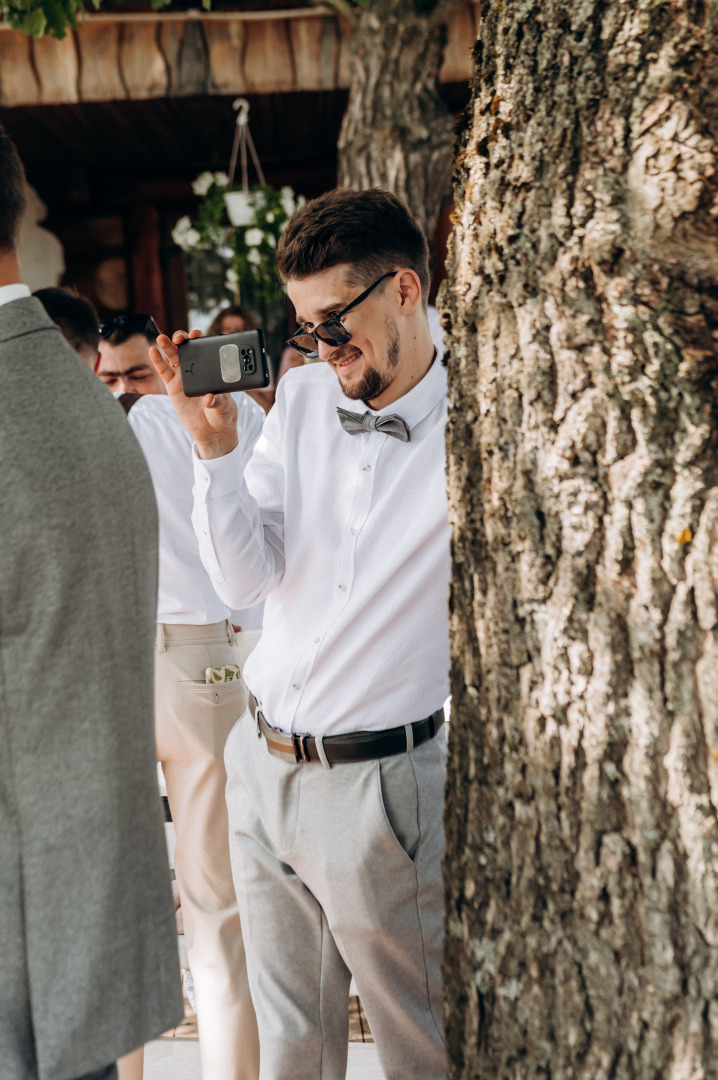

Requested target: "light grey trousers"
[{"left": 224, "top": 710, "right": 448, "bottom": 1080}]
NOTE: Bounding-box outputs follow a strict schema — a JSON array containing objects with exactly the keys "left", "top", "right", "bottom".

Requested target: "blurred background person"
[
  {"left": 97, "top": 312, "right": 166, "bottom": 395},
  {"left": 208, "top": 303, "right": 275, "bottom": 413},
  {"left": 275, "top": 343, "right": 306, "bottom": 384},
  {"left": 33, "top": 286, "right": 100, "bottom": 370}
]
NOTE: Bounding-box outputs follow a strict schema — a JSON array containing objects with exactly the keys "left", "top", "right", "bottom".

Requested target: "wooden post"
[{"left": 127, "top": 205, "right": 167, "bottom": 330}]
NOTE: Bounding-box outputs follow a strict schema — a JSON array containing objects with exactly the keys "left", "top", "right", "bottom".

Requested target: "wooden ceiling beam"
[{"left": 0, "top": 3, "right": 478, "bottom": 107}]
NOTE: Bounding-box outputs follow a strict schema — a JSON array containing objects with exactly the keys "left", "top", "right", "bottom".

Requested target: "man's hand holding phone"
[{"left": 149, "top": 331, "right": 239, "bottom": 460}]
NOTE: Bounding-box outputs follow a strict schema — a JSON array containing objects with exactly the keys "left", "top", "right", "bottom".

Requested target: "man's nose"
[
  {"left": 316, "top": 337, "right": 337, "bottom": 362},
  {"left": 118, "top": 377, "right": 134, "bottom": 394}
]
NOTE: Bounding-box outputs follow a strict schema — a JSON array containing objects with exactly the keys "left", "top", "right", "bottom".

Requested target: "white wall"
[{"left": 17, "top": 183, "right": 65, "bottom": 291}]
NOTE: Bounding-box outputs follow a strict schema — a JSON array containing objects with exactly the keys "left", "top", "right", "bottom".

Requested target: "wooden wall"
[{"left": 0, "top": 4, "right": 479, "bottom": 107}]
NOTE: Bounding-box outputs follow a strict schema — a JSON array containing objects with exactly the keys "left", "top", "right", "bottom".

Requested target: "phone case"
[{"left": 179, "top": 329, "right": 271, "bottom": 397}]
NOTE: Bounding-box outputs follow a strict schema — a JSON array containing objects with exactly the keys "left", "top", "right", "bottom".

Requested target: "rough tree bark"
[
  {"left": 334, "top": 0, "right": 457, "bottom": 241},
  {"left": 441, "top": 1, "right": 718, "bottom": 1077}
]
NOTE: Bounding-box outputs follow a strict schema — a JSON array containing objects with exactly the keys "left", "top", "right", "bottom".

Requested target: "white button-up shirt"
[
  {"left": 192, "top": 357, "right": 451, "bottom": 736},
  {"left": 127, "top": 392, "right": 265, "bottom": 625},
  {"left": 0, "top": 284, "right": 31, "bottom": 309}
]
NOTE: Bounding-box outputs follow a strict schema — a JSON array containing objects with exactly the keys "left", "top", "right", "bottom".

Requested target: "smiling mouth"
[{"left": 331, "top": 348, "right": 362, "bottom": 370}]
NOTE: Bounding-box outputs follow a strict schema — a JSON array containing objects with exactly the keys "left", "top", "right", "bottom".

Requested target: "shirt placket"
[{"left": 286, "top": 434, "right": 384, "bottom": 732}]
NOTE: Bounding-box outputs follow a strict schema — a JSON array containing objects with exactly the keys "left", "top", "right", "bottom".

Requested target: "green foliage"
[
  {"left": 3, "top": 0, "right": 441, "bottom": 41},
  {"left": 0, "top": 0, "right": 182, "bottom": 38},
  {"left": 172, "top": 172, "right": 305, "bottom": 313}
]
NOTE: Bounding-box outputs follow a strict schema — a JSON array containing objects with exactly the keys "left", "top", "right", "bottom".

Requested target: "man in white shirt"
[
  {"left": 150, "top": 189, "right": 451, "bottom": 1080},
  {"left": 117, "top": 391, "right": 265, "bottom": 1080}
]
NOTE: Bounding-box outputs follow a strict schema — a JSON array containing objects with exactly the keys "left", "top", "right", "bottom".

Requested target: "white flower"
[
  {"left": 214, "top": 171, "right": 229, "bottom": 188},
  {"left": 245, "top": 228, "right": 264, "bottom": 247},
  {"left": 296, "top": 195, "right": 306, "bottom": 209},
  {"left": 265, "top": 211, "right": 275, "bottom": 223},
  {"left": 280, "top": 186, "right": 295, "bottom": 217},
  {"left": 172, "top": 216, "right": 200, "bottom": 251},
  {"left": 266, "top": 233, "right": 276, "bottom": 249},
  {"left": 225, "top": 267, "right": 239, "bottom": 288},
  {"left": 218, "top": 244, "right": 234, "bottom": 260},
  {"left": 192, "top": 171, "right": 215, "bottom": 196},
  {"left": 247, "top": 248, "right": 262, "bottom": 265}
]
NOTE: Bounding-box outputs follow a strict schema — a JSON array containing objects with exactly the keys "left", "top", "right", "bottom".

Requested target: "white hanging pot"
[{"left": 225, "top": 190, "right": 255, "bottom": 226}]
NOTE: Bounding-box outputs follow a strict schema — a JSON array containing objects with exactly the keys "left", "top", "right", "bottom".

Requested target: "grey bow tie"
[{"left": 336, "top": 407, "right": 410, "bottom": 442}]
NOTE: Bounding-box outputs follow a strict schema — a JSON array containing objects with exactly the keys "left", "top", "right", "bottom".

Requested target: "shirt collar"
[
  {"left": 338, "top": 350, "right": 446, "bottom": 431},
  {"left": 0, "top": 283, "right": 31, "bottom": 310}
]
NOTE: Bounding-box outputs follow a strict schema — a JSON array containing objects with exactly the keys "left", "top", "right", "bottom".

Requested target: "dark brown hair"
[
  {"left": 34, "top": 287, "right": 100, "bottom": 356},
  {"left": 276, "top": 188, "right": 430, "bottom": 303},
  {"left": 0, "top": 126, "right": 26, "bottom": 253},
  {"left": 208, "top": 304, "right": 259, "bottom": 336}
]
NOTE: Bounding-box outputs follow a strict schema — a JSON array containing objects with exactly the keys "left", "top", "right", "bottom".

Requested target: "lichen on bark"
[{"left": 441, "top": 1, "right": 718, "bottom": 1077}]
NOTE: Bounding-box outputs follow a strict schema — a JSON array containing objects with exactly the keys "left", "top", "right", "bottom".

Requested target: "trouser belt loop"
[
  {"left": 226, "top": 619, "right": 237, "bottom": 646},
  {"left": 249, "top": 693, "right": 262, "bottom": 738},
  {"left": 404, "top": 722, "right": 414, "bottom": 754},
  {"left": 155, "top": 622, "right": 166, "bottom": 653},
  {"left": 314, "top": 734, "right": 332, "bottom": 771}
]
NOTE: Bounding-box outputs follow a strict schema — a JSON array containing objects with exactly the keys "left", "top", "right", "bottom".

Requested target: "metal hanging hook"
[
  {"left": 233, "top": 98, "right": 250, "bottom": 128},
  {"left": 228, "top": 97, "right": 266, "bottom": 191}
]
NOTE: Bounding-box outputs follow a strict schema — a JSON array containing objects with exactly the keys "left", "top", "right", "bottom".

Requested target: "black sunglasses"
[
  {"left": 287, "top": 271, "right": 397, "bottom": 359},
  {"left": 99, "top": 313, "right": 161, "bottom": 342}
]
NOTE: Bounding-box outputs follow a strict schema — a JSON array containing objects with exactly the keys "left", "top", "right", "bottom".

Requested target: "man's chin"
[{"left": 338, "top": 370, "right": 387, "bottom": 403}]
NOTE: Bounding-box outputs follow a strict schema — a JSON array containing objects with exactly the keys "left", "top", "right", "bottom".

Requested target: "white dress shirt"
[
  {"left": 127, "top": 392, "right": 265, "bottom": 625},
  {"left": 192, "top": 357, "right": 451, "bottom": 736},
  {"left": 0, "top": 284, "right": 31, "bottom": 309}
]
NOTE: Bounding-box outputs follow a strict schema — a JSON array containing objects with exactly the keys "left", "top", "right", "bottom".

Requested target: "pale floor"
[{"left": 143, "top": 1039, "right": 384, "bottom": 1080}]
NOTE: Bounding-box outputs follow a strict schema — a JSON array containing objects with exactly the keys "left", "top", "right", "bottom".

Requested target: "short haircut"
[
  {"left": 208, "top": 304, "right": 259, "bottom": 335},
  {"left": 276, "top": 188, "right": 430, "bottom": 303},
  {"left": 34, "top": 287, "right": 100, "bottom": 356},
  {"left": 98, "top": 313, "right": 160, "bottom": 346},
  {"left": 0, "top": 125, "right": 26, "bottom": 253}
]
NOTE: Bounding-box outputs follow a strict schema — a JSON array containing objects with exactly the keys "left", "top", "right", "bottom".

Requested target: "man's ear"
[{"left": 395, "top": 269, "right": 422, "bottom": 316}]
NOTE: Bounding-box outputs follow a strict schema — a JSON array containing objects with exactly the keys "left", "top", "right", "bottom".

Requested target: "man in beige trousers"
[
  {"left": 38, "top": 291, "right": 263, "bottom": 1080},
  {"left": 122, "top": 389, "right": 264, "bottom": 1080}
]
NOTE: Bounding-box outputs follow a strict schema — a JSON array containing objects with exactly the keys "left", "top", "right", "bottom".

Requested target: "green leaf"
[
  {"left": 20, "top": 7, "right": 47, "bottom": 37},
  {"left": 45, "top": 0, "right": 73, "bottom": 37}
]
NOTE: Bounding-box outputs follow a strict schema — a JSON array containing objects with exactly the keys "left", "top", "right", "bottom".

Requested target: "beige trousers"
[{"left": 155, "top": 620, "right": 260, "bottom": 1080}]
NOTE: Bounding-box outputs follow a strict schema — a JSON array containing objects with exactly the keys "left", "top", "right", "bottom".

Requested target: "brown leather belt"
[{"left": 248, "top": 693, "right": 444, "bottom": 765}]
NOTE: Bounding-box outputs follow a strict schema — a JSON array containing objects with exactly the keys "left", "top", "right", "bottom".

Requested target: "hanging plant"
[{"left": 172, "top": 172, "right": 304, "bottom": 313}]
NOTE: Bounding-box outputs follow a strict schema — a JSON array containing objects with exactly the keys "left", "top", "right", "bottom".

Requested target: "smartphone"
[{"left": 179, "top": 329, "right": 271, "bottom": 397}]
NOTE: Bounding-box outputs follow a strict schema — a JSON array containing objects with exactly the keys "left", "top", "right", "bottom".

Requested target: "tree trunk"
[
  {"left": 337, "top": 0, "right": 456, "bottom": 242},
  {"left": 441, "top": 2, "right": 718, "bottom": 1077}
]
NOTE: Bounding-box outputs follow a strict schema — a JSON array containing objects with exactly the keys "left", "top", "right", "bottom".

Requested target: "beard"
[{"left": 339, "top": 317, "right": 401, "bottom": 403}]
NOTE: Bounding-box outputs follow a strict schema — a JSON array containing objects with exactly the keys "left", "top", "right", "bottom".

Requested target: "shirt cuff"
[{"left": 192, "top": 441, "right": 243, "bottom": 498}]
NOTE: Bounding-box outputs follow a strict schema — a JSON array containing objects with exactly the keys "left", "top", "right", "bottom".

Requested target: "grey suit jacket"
[{"left": 0, "top": 297, "right": 183, "bottom": 1080}]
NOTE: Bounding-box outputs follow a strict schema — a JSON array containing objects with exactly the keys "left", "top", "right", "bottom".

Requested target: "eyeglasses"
[
  {"left": 286, "top": 271, "right": 397, "bottom": 359},
  {"left": 99, "top": 313, "right": 161, "bottom": 342}
]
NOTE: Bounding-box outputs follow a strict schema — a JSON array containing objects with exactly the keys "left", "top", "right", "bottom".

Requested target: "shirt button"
[
  {"left": 338, "top": 584, "right": 346, "bottom": 591},
  {"left": 363, "top": 464, "right": 371, "bottom": 472},
  {"left": 314, "top": 636, "right": 320, "bottom": 643},
  {"left": 350, "top": 528, "right": 356, "bottom": 536},
  {"left": 293, "top": 684, "right": 299, "bottom": 690}
]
